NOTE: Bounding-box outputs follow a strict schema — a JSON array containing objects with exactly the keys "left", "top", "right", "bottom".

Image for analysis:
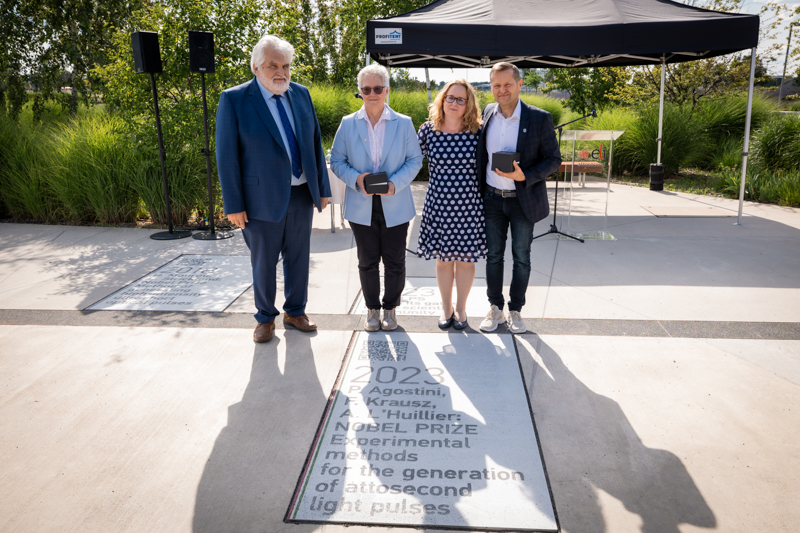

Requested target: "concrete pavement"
[{"left": 1, "top": 180, "right": 799, "bottom": 533}]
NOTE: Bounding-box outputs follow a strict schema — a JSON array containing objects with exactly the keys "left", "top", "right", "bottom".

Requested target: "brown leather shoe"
[
  {"left": 253, "top": 321, "right": 275, "bottom": 343},
  {"left": 283, "top": 313, "right": 317, "bottom": 332}
]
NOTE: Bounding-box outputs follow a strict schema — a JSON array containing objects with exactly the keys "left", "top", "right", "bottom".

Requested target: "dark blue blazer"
[
  {"left": 215, "top": 78, "right": 331, "bottom": 222},
  {"left": 477, "top": 100, "right": 562, "bottom": 224}
]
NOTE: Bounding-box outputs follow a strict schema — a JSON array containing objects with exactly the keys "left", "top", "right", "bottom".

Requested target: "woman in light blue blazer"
[{"left": 330, "top": 63, "right": 423, "bottom": 332}]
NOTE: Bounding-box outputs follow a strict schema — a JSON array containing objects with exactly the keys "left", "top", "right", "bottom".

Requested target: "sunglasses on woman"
[
  {"left": 360, "top": 86, "right": 385, "bottom": 95},
  {"left": 444, "top": 95, "right": 467, "bottom": 106}
]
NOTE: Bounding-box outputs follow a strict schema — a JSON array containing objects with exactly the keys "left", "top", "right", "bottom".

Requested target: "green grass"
[
  {"left": 616, "top": 167, "right": 800, "bottom": 207},
  {"left": 715, "top": 167, "right": 800, "bottom": 206},
  {"left": 614, "top": 169, "right": 723, "bottom": 197},
  {"left": 4, "top": 87, "right": 798, "bottom": 223}
]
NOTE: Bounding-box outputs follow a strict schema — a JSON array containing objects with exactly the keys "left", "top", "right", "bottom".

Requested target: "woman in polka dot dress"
[{"left": 417, "top": 80, "right": 487, "bottom": 330}]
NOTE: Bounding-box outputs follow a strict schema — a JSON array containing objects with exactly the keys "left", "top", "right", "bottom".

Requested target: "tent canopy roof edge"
[{"left": 366, "top": 0, "right": 759, "bottom": 68}]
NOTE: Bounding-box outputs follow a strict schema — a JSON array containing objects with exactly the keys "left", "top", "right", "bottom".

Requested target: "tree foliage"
[
  {"left": 1, "top": 0, "right": 144, "bottom": 120},
  {"left": 96, "top": 0, "right": 266, "bottom": 223},
  {"left": 523, "top": 70, "right": 544, "bottom": 92},
  {"left": 543, "top": 67, "right": 627, "bottom": 115},
  {"left": 543, "top": 1, "right": 797, "bottom": 114},
  {"left": 610, "top": 1, "right": 796, "bottom": 111}
]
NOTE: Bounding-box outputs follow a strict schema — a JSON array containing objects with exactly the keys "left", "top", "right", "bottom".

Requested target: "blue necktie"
[{"left": 272, "top": 94, "right": 303, "bottom": 179}]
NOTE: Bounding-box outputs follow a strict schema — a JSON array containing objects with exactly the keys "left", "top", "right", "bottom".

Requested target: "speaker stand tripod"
[
  {"left": 149, "top": 72, "right": 192, "bottom": 240},
  {"left": 193, "top": 72, "right": 233, "bottom": 240},
  {"left": 531, "top": 109, "right": 597, "bottom": 244}
]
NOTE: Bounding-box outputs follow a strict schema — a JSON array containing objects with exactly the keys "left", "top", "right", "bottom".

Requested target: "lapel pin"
[{"left": 523, "top": 128, "right": 527, "bottom": 133}]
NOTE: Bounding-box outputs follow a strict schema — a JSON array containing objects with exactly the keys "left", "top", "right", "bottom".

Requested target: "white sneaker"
[
  {"left": 479, "top": 305, "right": 505, "bottom": 332},
  {"left": 507, "top": 310, "right": 527, "bottom": 334},
  {"left": 365, "top": 309, "right": 381, "bottom": 332},
  {"left": 381, "top": 309, "right": 398, "bottom": 331}
]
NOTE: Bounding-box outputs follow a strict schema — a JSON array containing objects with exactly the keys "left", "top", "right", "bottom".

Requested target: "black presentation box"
[
  {"left": 364, "top": 172, "right": 389, "bottom": 194},
  {"left": 492, "top": 151, "right": 520, "bottom": 173}
]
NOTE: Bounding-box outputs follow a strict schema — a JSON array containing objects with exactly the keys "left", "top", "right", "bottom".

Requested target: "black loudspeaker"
[
  {"left": 131, "top": 31, "right": 162, "bottom": 74},
  {"left": 189, "top": 31, "right": 215, "bottom": 73}
]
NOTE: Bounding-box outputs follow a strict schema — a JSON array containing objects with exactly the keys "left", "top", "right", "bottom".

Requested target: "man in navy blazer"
[
  {"left": 476, "top": 62, "right": 561, "bottom": 334},
  {"left": 216, "top": 35, "right": 331, "bottom": 343}
]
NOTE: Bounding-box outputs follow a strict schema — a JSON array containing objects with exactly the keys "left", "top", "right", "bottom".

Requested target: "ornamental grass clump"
[
  {"left": 48, "top": 113, "right": 140, "bottom": 224},
  {"left": 612, "top": 104, "right": 705, "bottom": 177},
  {"left": 387, "top": 90, "right": 432, "bottom": 130},
  {"left": 750, "top": 113, "right": 800, "bottom": 172},
  {"left": 695, "top": 94, "right": 775, "bottom": 170},
  {"left": 520, "top": 94, "right": 565, "bottom": 126},
  {"left": 309, "top": 84, "right": 359, "bottom": 139},
  {"left": 0, "top": 113, "right": 58, "bottom": 220},
  {"left": 127, "top": 140, "right": 207, "bottom": 226}
]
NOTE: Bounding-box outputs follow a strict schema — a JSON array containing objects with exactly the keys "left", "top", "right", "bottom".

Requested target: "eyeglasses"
[
  {"left": 360, "top": 86, "right": 385, "bottom": 95},
  {"left": 444, "top": 95, "right": 467, "bottom": 106}
]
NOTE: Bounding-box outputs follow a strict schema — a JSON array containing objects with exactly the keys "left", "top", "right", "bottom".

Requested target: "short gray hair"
[
  {"left": 250, "top": 35, "right": 294, "bottom": 76},
  {"left": 357, "top": 63, "right": 390, "bottom": 89}
]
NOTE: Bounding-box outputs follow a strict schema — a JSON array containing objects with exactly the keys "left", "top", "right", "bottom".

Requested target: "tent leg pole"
[
  {"left": 736, "top": 47, "right": 757, "bottom": 226},
  {"left": 657, "top": 58, "right": 665, "bottom": 164},
  {"left": 778, "top": 24, "right": 795, "bottom": 103},
  {"left": 366, "top": 54, "right": 370, "bottom": 66},
  {"left": 425, "top": 68, "right": 432, "bottom": 104}
]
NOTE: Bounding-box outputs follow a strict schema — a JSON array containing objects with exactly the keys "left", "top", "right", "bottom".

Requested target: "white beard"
[{"left": 267, "top": 77, "right": 289, "bottom": 94}]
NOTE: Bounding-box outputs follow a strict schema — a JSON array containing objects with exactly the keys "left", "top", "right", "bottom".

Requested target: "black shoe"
[
  {"left": 453, "top": 317, "right": 468, "bottom": 330},
  {"left": 438, "top": 311, "right": 454, "bottom": 329}
]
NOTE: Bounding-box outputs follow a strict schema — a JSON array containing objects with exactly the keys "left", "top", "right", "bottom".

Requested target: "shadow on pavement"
[
  {"left": 192, "top": 331, "right": 328, "bottom": 533},
  {"left": 519, "top": 335, "right": 717, "bottom": 533}
]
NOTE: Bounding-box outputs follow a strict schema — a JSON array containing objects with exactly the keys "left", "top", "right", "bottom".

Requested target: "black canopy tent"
[{"left": 366, "top": 0, "right": 760, "bottom": 223}]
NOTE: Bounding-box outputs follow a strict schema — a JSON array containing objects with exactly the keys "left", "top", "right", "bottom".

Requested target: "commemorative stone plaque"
[
  {"left": 353, "top": 277, "right": 487, "bottom": 317},
  {"left": 287, "top": 331, "right": 557, "bottom": 531},
  {"left": 88, "top": 255, "right": 251, "bottom": 312}
]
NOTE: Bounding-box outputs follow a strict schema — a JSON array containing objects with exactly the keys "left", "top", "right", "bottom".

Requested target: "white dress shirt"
[
  {"left": 485, "top": 98, "right": 522, "bottom": 190},
  {"left": 357, "top": 104, "right": 391, "bottom": 173},
  {"left": 257, "top": 81, "right": 307, "bottom": 186}
]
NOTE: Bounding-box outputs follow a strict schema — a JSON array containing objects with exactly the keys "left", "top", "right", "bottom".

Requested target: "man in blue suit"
[{"left": 216, "top": 35, "right": 331, "bottom": 343}]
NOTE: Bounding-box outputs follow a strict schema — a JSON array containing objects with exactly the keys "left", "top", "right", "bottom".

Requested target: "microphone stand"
[{"left": 531, "top": 108, "right": 597, "bottom": 243}]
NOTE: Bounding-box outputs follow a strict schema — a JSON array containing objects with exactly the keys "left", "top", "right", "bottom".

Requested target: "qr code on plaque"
[{"left": 358, "top": 340, "right": 408, "bottom": 361}]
